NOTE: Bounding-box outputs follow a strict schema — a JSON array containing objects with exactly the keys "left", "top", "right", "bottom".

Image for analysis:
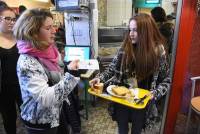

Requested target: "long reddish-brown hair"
[{"left": 122, "top": 13, "right": 165, "bottom": 81}]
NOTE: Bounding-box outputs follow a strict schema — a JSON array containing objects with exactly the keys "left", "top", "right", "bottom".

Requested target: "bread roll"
[{"left": 112, "top": 86, "right": 130, "bottom": 96}]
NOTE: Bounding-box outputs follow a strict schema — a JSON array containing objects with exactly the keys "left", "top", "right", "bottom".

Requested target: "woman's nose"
[{"left": 51, "top": 27, "right": 57, "bottom": 34}]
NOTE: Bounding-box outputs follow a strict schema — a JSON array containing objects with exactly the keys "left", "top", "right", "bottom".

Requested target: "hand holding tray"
[{"left": 88, "top": 86, "right": 151, "bottom": 109}]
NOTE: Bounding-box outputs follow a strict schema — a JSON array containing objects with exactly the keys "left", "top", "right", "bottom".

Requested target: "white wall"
[
  {"left": 107, "top": 0, "right": 132, "bottom": 26},
  {"left": 162, "top": 0, "right": 177, "bottom": 15}
]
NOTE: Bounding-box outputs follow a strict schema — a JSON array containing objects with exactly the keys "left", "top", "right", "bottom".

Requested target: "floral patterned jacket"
[
  {"left": 17, "top": 54, "right": 78, "bottom": 128},
  {"left": 98, "top": 46, "right": 171, "bottom": 100}
]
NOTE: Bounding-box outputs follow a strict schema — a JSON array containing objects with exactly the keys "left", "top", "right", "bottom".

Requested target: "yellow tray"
[{"left": 88, "top": 88, "right": 150, "bottom": 109}]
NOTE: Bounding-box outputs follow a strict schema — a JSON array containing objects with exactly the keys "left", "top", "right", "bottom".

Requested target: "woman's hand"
[
  {"left": 147, "top": 91, "right": 154, "bottom": 100},
  {"left": 67, "top": 59, "right": 79, "bottom": 70},
  {"left": 89, "top": 78, "right": 100, "bottom": 88}
]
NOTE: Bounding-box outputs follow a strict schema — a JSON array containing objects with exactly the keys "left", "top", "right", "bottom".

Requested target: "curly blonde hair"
[{"left": 13, "top": 8, "right": 53, "bottom": 50}]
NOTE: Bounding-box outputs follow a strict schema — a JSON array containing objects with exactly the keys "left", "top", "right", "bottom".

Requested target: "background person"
[
  {"left": 16, "top": 5, "right": 27, "bottom": 18},
  {"left": 151, "top": 6, "right": 174, "bottom": 56},
  {"left": 13, "top": 8, "right": 79, "bottom": 134},
  {"left": 55, "top": 34, "right": 82, "bottom": 134},
  {"left": 0, "top": 1, "right": 22, "bottom": 134},
  {"left": 18, "top": 5, "right": 27, "bottom": 15},
  {"left": 90, "top": 13, "right": 171, "bottom": 134}
]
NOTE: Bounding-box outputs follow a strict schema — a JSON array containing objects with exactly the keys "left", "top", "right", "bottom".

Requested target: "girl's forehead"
[
  {"left": 129, "top": 20, "right": 137, "bottom": 27},
  {"left": 1, "top": 10, "right": 15, "bottom": 16}
]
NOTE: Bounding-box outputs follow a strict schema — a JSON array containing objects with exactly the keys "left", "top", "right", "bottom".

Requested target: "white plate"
[
  {"left": 106, "top": 85, "right": 127, "bottom": 98},
  {"left": 107, "top": 85, "right": 140, "bottom": 98}
]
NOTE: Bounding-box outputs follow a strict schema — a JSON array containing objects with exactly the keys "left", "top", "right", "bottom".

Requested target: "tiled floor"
[
  {"left": 174, "top": 113, "right": 200, "bottom": 134},
  {"left": 0, "top": 99, "right": 169, "bottom": 134},
  {"left": 0, "top": 112, "right": 27, "bottom": 134},
  {"left": 0, "top": 99, "right": 118, "bottom": 134}
]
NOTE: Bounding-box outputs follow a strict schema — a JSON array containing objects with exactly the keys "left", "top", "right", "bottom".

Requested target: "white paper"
[
  {"left": 78, "top": 59, "right": 99, "bottom": 70},
  {"left": 130, "top": 88, "right": 139, "bottom": 98},
  {"left": 58, "top": 0, "right": 78, "bottom": 7}
]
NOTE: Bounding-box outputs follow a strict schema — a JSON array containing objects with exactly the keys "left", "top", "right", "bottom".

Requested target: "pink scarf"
[{"left": 17, "top": 40, "right": 61, "bottom": 71}]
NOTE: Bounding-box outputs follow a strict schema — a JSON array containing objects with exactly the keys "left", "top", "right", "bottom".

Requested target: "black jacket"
[{"left": 0, "top": 59, "right": 1, "bottom": 92}]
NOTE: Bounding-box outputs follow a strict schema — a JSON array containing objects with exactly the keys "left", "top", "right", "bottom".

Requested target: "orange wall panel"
[
  {"left": 189, "top": 16, "right": 200, "bottom": 75},
  {"left": 164, "top": 0, "right": 197, "bottom": 133}
]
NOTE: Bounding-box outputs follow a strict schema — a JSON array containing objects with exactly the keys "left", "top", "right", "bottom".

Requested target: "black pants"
[
  {"left": 0, "top": 83, "right": 22, "bottom": 134},
  {"left": 57, "top": 92, "right": 81, "bottom": 134},
  {"left": 115, "top": 104, "right": 146, "bottom": 134},
  {"left": 26, "top": 126, "right": 58, "bottom": 134}
]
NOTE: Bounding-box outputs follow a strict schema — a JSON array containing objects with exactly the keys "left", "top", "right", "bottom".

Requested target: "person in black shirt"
[
  {"left": 0, "top": 59, "right": 1, "bottom": 93},
  {"left": 0, "top": 1, "right": 22, "bottom": 134}
]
